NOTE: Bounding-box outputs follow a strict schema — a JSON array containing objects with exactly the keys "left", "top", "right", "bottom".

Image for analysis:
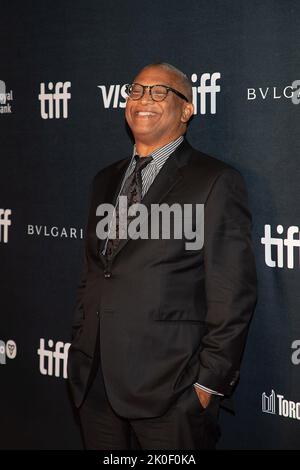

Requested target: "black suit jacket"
[{"left": 67, "top": 139, "right": 257, "bottom": 419}]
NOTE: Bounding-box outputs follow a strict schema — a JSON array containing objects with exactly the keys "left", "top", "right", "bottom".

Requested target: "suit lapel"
[{"left": 97, "top": 158, "right": 130, "bottom": 264}]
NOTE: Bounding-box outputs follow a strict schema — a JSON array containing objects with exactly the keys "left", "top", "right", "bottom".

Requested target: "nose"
[{"left": 140, "top": 86, "right": 154, "bottom": 104}]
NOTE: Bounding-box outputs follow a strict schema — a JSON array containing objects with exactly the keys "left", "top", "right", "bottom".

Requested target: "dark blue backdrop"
[{"left": 1, "top": 0, "right": 300, "bottom": 449}]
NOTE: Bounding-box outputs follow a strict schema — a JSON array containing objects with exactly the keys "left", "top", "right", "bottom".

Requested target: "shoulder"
[
  {"left": 181, "top": 140, "right": 246, "bottom": 191},
  {"left": 183, "top": 140, "right": 237, "bottom": 174}
]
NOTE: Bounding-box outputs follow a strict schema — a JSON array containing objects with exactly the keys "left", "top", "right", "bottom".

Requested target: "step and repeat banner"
[{"left": 1, "top": 0, "right": 300, "bottom": 449}]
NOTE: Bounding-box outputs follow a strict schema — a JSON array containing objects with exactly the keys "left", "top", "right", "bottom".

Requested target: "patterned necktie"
[{"left": 105, "top": 155, "right": 153, "bottom": 260}]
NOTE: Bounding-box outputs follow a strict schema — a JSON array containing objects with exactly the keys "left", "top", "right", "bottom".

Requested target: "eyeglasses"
[{"left": 125, "top": 83, "right": 189, "bottom": 102}]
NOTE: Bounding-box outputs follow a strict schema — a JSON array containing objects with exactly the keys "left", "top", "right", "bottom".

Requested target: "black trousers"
[{"left": 78, "top": 356, "right": 221, "bottom": 450}]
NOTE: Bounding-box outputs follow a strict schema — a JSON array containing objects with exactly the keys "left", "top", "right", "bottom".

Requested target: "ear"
[{"left": 180, "top": 102, "right": 194, "bottom": 123}]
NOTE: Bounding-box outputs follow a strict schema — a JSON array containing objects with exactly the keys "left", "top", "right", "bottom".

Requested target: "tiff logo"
[
  {"left": 191, "top": 72, "right": 220, "bottom": 115},
  {"left": 0, "top": 80, "right": 6, "bottom": 104},
  {"left": 37, "top": 338, "right": 70, "bottom": 379},
  {"left": 98, "top": 72, "right": 221, "bottom": 115},
  {"left": 261, "top": 224, "right": 300, "bottom": 269},
  {"left": 39, "top": 81, "right": 71, "bottom": 119},
  {"left": 0, "top": 339, "right": 17, "bottom": 365},
  {"left": 262, "top": 390, "right": 276, "bottom": 414},
  {"left": 0, "top": 80, "right": 13, "bottom": 114},
  {"left": 0, "top": 209, "right": 11, "bottom": 243}
]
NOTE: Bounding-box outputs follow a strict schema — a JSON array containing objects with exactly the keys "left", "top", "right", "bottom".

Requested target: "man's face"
[{"left": 125, "top": 66, "right": 192, "bottom": 146}]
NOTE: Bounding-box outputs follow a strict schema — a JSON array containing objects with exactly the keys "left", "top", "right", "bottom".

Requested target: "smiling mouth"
[{"left": 134, "top": 111, "right": 158, "bottom": 118}]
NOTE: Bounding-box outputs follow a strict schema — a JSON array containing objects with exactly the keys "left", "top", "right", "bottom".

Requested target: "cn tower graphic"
[{"left": 262, "top": 390, "right": 276, "bottom": 414}]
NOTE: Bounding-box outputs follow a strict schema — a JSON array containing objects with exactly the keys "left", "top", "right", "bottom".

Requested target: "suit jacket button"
[{"left": 96, "top": 311, "right": 99, "bottom": 317}]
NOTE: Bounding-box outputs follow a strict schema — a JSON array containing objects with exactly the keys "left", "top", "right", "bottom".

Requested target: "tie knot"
[{"left": 134, "top": 155, "right": 153, "bottom": 173}]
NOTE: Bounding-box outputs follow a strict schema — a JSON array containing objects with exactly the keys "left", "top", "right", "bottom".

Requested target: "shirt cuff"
[{"left": 193, "top": 382, "right": 224, "bottom": 396}]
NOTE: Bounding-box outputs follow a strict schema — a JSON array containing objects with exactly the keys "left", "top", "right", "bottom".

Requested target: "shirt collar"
[{"left": 131, "top": 135, "right": 184, "bottom": 169}]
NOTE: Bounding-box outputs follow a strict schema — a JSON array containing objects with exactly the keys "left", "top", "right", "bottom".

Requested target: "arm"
[
  {"left": 196, "top": 168, "right": 257, "bottom": 395},
  {"left": 71, "top": 176, "right": 95, "bottom": 341}
]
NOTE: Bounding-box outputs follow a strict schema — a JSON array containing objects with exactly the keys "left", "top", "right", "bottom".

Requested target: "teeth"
[{"left": 137, "top": 112, "right": 156, "bottom": 116}]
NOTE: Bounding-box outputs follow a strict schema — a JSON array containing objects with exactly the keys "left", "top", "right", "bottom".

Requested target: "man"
[{"left": 67, "top": 62, "right": 257, "bottom": 450}]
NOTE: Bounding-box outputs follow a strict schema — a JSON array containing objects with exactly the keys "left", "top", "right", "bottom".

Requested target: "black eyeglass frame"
[{"left": 125, "top": 83, "right": 189, "bottom": 102}]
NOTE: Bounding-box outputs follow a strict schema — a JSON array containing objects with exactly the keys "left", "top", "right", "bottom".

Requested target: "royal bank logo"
[
  {"left": 261, "top": 224, "right": 300, "bottom": 269},
  {"left": 291, "top": 340, "right": 300, "bottom": 365},
  {"left": 0, "top": 80, "right": 13, "bottom": 114},
  {"left": 38, "top": 81, "right": 71, "bottom": 119},
  {"left": 97, "top": 72, "right": 221, "bottom": 115},
  {"left": 0, "top": 209, "right": 12, "bottom": 243},
  {"left": 37, "top": 338, "right": 70, "bottom": 379},
  {"left": 0, "top": 339, "right": 17, "bottom": 365},
  {"left": 262, "top": 390, "right": 300, "bottom": 420}
]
